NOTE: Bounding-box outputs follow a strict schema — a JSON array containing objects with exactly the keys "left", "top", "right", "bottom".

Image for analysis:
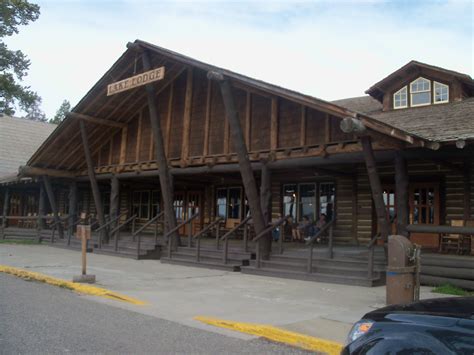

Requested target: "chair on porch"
[{"left": 439, "top": 219, "right": 470, "bottom": 254}]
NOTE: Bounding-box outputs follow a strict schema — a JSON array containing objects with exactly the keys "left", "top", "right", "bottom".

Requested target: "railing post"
[
  {"left": 307, "top": 244, "right": 314, "bottom": 273},
  {"left": 327, "top": 224, "right": 334, "bottom": 259},
  {"left": 137, "top": 232, "right": 141, "bottom": 258},
  {"left": 132, "top": 217, "right": 136, "bottom": 241},
  {"left": 256, "top": 241, "right": 261, "bottom": 268},
  {"left": 223, "top": 238, "right": 229, "bottom": 264},
  {"left": 51, "top": 225, "right": 55, "bottom": 244},
  {"left": 67, "top": 218, "right": 72, "bottom": 246},
  {"left": 243, "top": 224, "right": 248, "bottom": 252},
  {"left": 115, "top": 226, "right": 119, "bottom": 251},
  {"left": 154, "top": 218, "right": 158, "bottom": 245},
  {"left": 196, "top": 236, "right": 201, "bottom": 262},
  {"left": 215, "top": 222, "right": 220, "bottom": 249},
  {"left": 188, "top": 220, "right": 192, "bottom": 247},
  {"left": 367, "top": 246, "right": 374, "bottom": 279},
  {"left": 0, "top": 216, "right": 5, "bottom": 240},
  {"left": 278, "top": 225, "right": 283, "bottom": 254}
]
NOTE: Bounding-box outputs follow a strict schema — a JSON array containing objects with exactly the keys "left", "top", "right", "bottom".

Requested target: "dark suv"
[{"left": 342, "top": 297, "right": 474, "bottom": 354}]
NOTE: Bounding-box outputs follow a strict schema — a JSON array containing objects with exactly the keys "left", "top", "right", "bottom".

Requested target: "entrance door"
[
  {"left": 174, "top": 191, "right": 202, "bottom": 235},
  {"left": 409, "top": 183, "right": 440, "bottom": 248}
]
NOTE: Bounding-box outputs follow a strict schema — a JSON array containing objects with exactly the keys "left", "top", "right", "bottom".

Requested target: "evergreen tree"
[
  {"left": 50, "top": 99, "right": 71, "bottom": 124},
  {"left": 0, "top": 0, "right": 42, "bottom": 117}
]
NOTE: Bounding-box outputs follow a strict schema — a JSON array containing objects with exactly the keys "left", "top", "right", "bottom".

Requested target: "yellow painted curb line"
[
  {"left": 0, "top": 265, "right": 147, "bottom": 305},
  {"left": 195, "top": 316, "right": 343, "bottom": 354}
]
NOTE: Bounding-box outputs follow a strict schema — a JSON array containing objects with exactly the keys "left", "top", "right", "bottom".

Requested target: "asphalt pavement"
[{"left": 0, "top": 273, "right": 309, "bottom": 354}]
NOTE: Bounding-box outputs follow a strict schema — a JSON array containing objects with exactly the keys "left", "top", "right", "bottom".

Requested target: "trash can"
[{"left": 386, "top": 235, "right": 416, "bottom": 305}]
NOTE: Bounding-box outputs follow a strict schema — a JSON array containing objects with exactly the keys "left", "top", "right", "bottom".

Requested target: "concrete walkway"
[{"left": 0, "top": 244, "right": 444, "bottom": 344}]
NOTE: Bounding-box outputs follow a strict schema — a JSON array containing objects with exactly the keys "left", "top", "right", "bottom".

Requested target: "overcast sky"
[{"left": 7, "top": 0, "right": 473, "bottom": 118}]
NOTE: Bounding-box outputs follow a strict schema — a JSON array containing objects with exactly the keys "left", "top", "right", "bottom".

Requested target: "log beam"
[
  {"left": 42, "top": 175, "right": 64, "bottom": 239},
  {"left": 68, "top": 112, "right": 126, "bottom": 129},
  {"left": 207, "top": 71, "right": 269, "bottom": 258},
  {"left": 360, "top": 136, "right": 390, "bottom": 242},
  {"left": 395, "top": 151, "right": 409, "bottom": 237},
  {"left": 18, "top": 165, "right": 77, "bottom": 178},
  {"left": 79, "top": 120, "right": 108, "bottom": 243},
  {"left": 140, "top": 49, "right": 179, "bottom": 248}
]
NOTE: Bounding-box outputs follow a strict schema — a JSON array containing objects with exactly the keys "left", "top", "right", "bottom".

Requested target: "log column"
[
  {"left": 37, "top": 183, "right": 46, "bottom": 230},
  {"left": 260, "top": 163, "right": 272, "bottom": 253},
  {"left": 360, "top": 136, "right": 390, "bottom": 242},
  {"left": 395, "top": 151, "right": 409, "bottom": 237},
  {"left": 208, "top": 71, "right": 269, "bottom": 258},
  {"left": 1, "top": 188, "right": 9, "bottom": 238},
  {"left": 131, "top": 45, "right": 178, "bottom": 248},
  {"left": 110, "top": 176, "right": 120, "bottom": 241},
  {"left": 79, "top": 120, "right": 108, "bottom": 243},
  {"left": 67, "top": 181, "right": 77, "bottom": 243},
  {"left": 42, "top": 176, "right": 64, "bottom": 239}
]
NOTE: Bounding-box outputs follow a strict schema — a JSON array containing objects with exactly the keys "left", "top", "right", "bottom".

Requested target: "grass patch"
[
  {"left": 0, "top": 239, "right": 40, "bottom": 245},
  {"left": 432, "top": 283, "right": 474, "bottom": 296}
]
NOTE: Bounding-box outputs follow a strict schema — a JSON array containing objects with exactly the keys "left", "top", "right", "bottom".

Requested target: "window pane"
[
  {"left": 411, "top": 78, "right": 430, "bottom": 92},
  {"left": 216, "top": 189, "right": 227, "bottom": 218},
  {"left": 283, "top": 184, "right": 297, "bottom": 220},
  {"left": 434, "top": 82, "right": 449, "bottom": 102},
  {"left": 411, "top": 92, "right": 430, "bottom": 106},
  {"left": 299, "top": 184, "right": 316, "bottom": 221},
  {"left": 228, "top": 188, "right": 241, "bottom": 219},
  {"left": 394, "top": 87, "right": 407, "bottom": 108}
]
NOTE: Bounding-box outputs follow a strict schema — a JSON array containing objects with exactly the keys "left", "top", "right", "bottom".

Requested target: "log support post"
[
  {"left": 260, "top": 163, "right": 273, "bottom": 254},
  {"left": 42, "top": 176, "right": 64, "bottom": 239},
  {"left": 360, "top": 136, "right": 390, "bottom": 243},
  {"left": 134, "top": 46, "right": 178, "bottom": 249},
  {"left": 67, "top": 181, "right": 78, "bottom": 244},
  {"left": 110, "top": 176, "right": 120, "bottom": 245},
  {"left": 463, "top": 159, "right": 471, "bottom": 220},
  {"left": 207, "top": 71, "right": 269, "bottom": 259},
  {"left": 395, "top": 151, "right": 409, "bottom": 237},
  {"left": 1, "top": 188, "right": 9, "bottom": 239},
  {"left": 79, "top": 120, "right": 108, "bottom": 243},
  {"left": 37, "top": 183, "right": 46, "bottom": 239}
]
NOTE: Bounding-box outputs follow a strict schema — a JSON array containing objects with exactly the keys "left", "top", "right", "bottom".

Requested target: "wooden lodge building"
[{"left": 1, "top": 40, "right": 474, "bottom": 288}]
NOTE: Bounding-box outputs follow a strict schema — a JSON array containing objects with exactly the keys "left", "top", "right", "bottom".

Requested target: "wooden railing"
[
  {"left": 0, "top": 215, "right": 60, "bottom": 241},
  {"left": 193, "top": 217, "right": 223, "bottom": 262},
  {"left": 164, "top": 213, "right": 200, "bottom": 258},
  {"left": 367, "top": 232, "right": 381, "bottom": 279},
  {"left": 132, "top": 212, "right": 164, "bottom": 257},
  {"left": 110, "top": 214, "right": 137, "bottom": 252},
  {"left": 93, "top": 212, "right": 126, "bottom": 248},
  {"left": 305, "top": 219, "right": 336, "bottom": 273},
  {"left": 221, "top": 216, "right": 251, "bottom": 265},
  {"left": 253, "top": 216, "right": 290, "bottom": 268}
]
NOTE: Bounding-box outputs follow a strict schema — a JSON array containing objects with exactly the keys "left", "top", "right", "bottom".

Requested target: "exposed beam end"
[{"left": 207, "top": 71, "right": 224, "bottom": 81}]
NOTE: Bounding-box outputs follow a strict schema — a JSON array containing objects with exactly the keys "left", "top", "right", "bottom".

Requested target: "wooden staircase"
[
  {"left": 241, "top": 247, "right": 387, "bottom": 287},
  {"left": 160, "top": 244, "right": 253, "bottom": 272}
]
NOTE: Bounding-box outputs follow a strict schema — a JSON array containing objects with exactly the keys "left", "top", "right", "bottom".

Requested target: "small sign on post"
[
  {"left": 73, "top": 214, "right": 96, "bottom": 284},
  {"left": 107, "top": 67, "right": 165, "bottom": 96}
]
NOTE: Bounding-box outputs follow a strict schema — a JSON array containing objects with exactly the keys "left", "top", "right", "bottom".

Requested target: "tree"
[
  {"left": 0, "top": 0, "right": 41, "bottom": 116},
  {"left": 50, "top": 99, "right": 71, "bottom": 124},
  {"left": 25, "top": 96, "right": 46, "bottom": 122}
]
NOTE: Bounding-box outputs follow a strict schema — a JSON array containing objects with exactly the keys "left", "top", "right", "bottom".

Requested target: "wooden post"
[
  {"left": 270, "top": 97, "right": 278, "bottom": 150},
  {"left": 42, "top": 176, "right": 64, "bottom": 239},
  {"left": 140, "top": 49, "right": 178, "bottom": 249},
  {"left": 67, "top": 181, "right": 78, "bottom": 244},
  {"left": 1, "top": 188, "right": 9, "bottom": 239},
  {"left": 395, "top": 151, "right": 409, "bottom": 237},
  {"left": 208, "top": 71, "right": 268, "bottom": 259},
  {"left": 351, "top": 173, "right": 359, "bottom": 245},
  {"left": 109, "top": 176, "right": 120, "bottom": 245},
  {"left": 37, "top": 183, "right": 46, "bottom": 241},
  {"left": 360, "top": 136, "right": 390, "bottom": 243},
  {"left": 260, "top": 163, "right": 272, "bottom": 254},
  {"left": 463, "top": 159, "right": 471, "bottom": 220},
  {"left": 79, "top": 120, "right": 108, "bottom": 243},
  {"left": 181, "top": 67, "right": 193, "bottom": 161}
]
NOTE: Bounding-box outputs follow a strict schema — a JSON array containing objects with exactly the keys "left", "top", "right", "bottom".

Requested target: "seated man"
[
  {"left": 292, "top": 216, "right": 312, "bottom": 242},
  {"left": 304, "top": 213, "right": 327, "bottom": 242}
]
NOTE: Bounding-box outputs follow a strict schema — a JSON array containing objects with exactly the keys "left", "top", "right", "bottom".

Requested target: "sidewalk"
[{"left": 0, "top": 244, "right": 443, "bottom": 344}]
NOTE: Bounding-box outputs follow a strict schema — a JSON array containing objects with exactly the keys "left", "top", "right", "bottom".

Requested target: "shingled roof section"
[
  {"left": 334, "top": 96, "right": 474, "bottom": 142},
  {"left": 0, "top": 115, "right": 56, "bottom": 177}
]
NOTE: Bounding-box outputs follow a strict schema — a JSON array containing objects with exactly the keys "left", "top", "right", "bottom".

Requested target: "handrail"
[
  {"left": 304, "top": 219, "right": 336, "bottom": 246},
  {"left": 133, "top": 212, "right": 164, "bottom": 236},
  {"left": 193, "top": 217, "right": 223, "bottom": 240},
  {"left": 95, "top": 212, "right": 127, "bottom": 233},
  {"left": 367, "top": 232, "right": 381, "bottom": 248},
  {"left": 164, "top": 213, "right": 200, "bottom": 239},
  {"left": 110, "top": 214, "right": 137, "bottom": 235},
  {"left": 194, "top": 217, "right": 223, "bottom": 262},
  {"left": 253, "top": 216, "right": 289, "bottom": 242},
  {"left": 221, "top": 216, "right": 251, "bottom": 241}
]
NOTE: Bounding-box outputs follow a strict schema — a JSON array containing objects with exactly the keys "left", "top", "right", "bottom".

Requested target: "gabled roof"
[
  {"left": 0, "top": 115, "right": 56, "bottom": 177},
  {"left": 366, "top": 60, "right": 474, "bottom": 102}
]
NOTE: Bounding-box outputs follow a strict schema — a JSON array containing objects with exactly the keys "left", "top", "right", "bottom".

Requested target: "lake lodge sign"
[{"left": 107, "top": 67, "right": 165, "bottom": 96}]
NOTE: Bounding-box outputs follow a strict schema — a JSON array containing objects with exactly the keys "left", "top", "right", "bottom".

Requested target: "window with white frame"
[
  {"left": 393, "top": 86, "right": 408, "bottom": 109},
  {"left": 434, "top": 81, "right": 449, "bottom": 104},
  {"left": 410, "top": 77, "right": 431, "bottom": 106}
]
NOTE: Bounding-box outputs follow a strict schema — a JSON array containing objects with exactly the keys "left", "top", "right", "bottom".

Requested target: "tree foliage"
[
  {"left": 0, "top": 0, "right": 42, "bottom": 117},
  {"left": 50, "top": 99, "right": 71, "bottom": 124}
]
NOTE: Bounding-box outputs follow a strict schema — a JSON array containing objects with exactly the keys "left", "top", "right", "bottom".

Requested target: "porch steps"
[
  {"left": 241, "top": 254, "right": 386, "bottom": 287},
  {"left": 160, "top": 246, "right": 252, "bottom": 272},
  {"left": 93, "top": 244, "right": 161, "bottom": 260}
]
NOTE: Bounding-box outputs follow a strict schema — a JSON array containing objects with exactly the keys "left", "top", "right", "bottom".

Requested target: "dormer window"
[
  {"left": 410, "top": 77, "right": 431, "bottom": 107},
  {"left": 434, "top": 81, "right": 449, "bottom": 104},
  {"left": 393, "top": 86, "right": 408, "bottom": 109}
]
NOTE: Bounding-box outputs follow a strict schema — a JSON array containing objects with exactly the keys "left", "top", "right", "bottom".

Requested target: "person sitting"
[
  {"left": 305, "top": 214, "right": 327, "bottom": 242},
  {"left": 292, "top": 216, "right": 312, "bottom": 242}
]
